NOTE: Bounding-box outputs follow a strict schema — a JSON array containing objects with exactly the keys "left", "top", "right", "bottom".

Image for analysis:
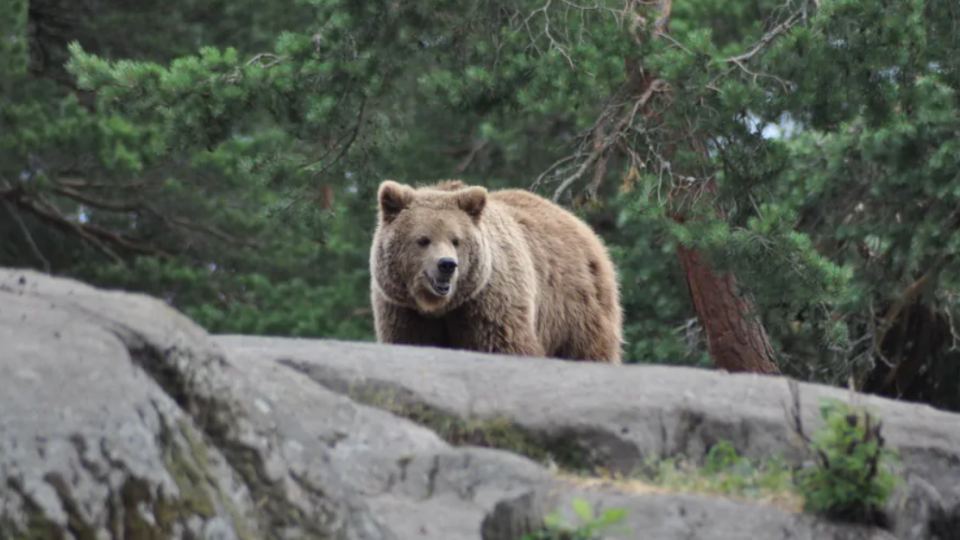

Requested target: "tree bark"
[{"left": 674, "top": 242, "right": 780, "bottom": 374}]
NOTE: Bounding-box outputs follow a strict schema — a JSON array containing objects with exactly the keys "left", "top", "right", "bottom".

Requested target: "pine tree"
[{"left": 4, "top": 0, "right": 960, "bottom": 411}]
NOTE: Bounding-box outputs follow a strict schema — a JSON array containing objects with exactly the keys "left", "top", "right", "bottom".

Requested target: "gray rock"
[
  {"left": 0, "top": 268, "right": 561, "bottom": 540},
  {"left": 884, "top": 473, "right": 951, "bottom": 540},
  {"left": 0, "top": 268, "right": 390, "bottom": 540},
  {"left": 226, "top": 343, "right": 556, "bottom": 540},
  {"left": 480, "top": 490, "right": 548, "bottom": 540},
  {"left": 0, "top": 276, "right": 258, "bottom": 539},
  {"left": 214, "top": 335, "right": 960, "bottom": 539},
  {"left": 3, "top": 267, "right": 956, "bottom": 540}
]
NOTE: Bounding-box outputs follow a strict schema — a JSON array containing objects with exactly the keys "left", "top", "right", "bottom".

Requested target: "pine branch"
[
  {"left": 20, "top": 194, "right": 126, "bottom": 265},
  {"left": 51, "top": 184, "right": 259, "bottom": 248},
  {"left": 1, "top": 179, "right": 182, "bottom": 264}
]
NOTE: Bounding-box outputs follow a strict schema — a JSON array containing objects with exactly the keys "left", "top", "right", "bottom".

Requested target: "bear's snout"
[{"left": 437, "top": 257, "right": 458, "bottom": 276}]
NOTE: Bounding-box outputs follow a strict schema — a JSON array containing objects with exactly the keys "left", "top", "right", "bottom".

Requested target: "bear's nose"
[{"left": 437, "top": 258, "right": 458, "bottom": 275}]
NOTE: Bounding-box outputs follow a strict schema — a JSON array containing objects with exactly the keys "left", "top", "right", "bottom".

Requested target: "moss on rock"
[
  {"left": 0, "top": 415, "right": 262, "bottom": 540},
  {"left": 348, "top": 387, "right": 598, "bottom": 473}
]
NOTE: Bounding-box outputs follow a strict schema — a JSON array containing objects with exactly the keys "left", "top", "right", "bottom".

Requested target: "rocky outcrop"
[
  {"left": 0, "top": 268, "right": 391, "bottom": 540},
  {"left": 218, "top": 337, "right": 960, "bottom": 540},
  {"left": 1, "top": 267, "right": 958, "bottom": 540}
]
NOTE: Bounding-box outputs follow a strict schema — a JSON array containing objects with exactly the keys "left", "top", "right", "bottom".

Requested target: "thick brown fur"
[{"left": 370, "top": 179, "right": 623, "bottom": 364}]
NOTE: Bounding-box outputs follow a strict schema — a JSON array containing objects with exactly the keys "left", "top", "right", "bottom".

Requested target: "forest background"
[{"left": 3, "top": 0, "right": 960, "bottom": 412}]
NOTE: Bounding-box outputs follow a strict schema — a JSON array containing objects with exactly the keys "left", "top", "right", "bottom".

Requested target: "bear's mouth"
[{"left": 428, "top": 276, "right": 453, "bottom": 297}]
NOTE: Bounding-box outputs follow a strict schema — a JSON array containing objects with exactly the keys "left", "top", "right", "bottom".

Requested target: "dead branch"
[
  {"left": 1, "top": 199, "right": 51, "bottom": 272},
  {"left": 53, "top": 185, "right": 149, "bottom": 213},
  {"left": 653, "top": 0, "right": 672, "bottom": 35},
  {"left": 857, "top": 206, "right": 960, "bottom": 389},
  {"left": 80, "top": 221, "right": 174, "bottom": 258},
  {"left": 551, "top": 149, "right": 603, "bottom": 202},
  {"left": 551, "top": 78, "right": 669, "bottom": 202},
  {"left": 57, "top": 177, "right": 157, "bottom": 190},
  {"left": 531, "top": 153, "right": 581, "bottom": 192},
  {"left": 536, "top": 0, "right": 809, "bottom": 202},
  {"left": 454, "top": 138, "right": 490, "bottom": 173},
  {"left": 0, "top": 178, "right": 218, "bottom": 264},
  {"left": 298, "top": 96, "right": 367, "bottom": 174},
  {"left": 2, "top": 179, "right": 115, "bottom": 265},
  {"left": 52, "top": 184, "right": 257, "bottom": 248},
  {"left": 0, "top": 178, "right": 52, "bottom": 273},
  {"left": 523, "top": 0, "right": 577, "bottom": 69},
  {"left": 244, "top": 53, "right": 284, "bottom": 68},
  {"left": 283, "top": 97, "right": 369, "bottom": 213},
  {"left": 722, "top": 11, "right": 803, "bottom": 65},
  {"left": 23, "top": 194, "right": 125, "bottom": 265},
  {"left": 785, "top": 378, "right": 832, "bottom": 467}
]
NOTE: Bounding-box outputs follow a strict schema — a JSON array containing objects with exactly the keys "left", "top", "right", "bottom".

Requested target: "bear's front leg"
[
  {"left": 446, "top": 302, "right": 545, "bottom": 358},
  {"left": 372, "top": 291, "right": 448, "bottom": 347}
]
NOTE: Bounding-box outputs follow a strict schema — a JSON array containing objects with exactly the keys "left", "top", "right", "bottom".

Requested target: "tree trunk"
[
  {"left": 675, "top": 243, "right": 780, "bottom": 374},
  {"left": 634, "top": 0, "right": 780, "bottom": 375},
  {"left": 661, "top": 145, "right": 780, "bottom": 375}
]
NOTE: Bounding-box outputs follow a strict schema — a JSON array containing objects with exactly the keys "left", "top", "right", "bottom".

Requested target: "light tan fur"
[{"left": 370, "top": 179, "right": 623, "bottom": 364}]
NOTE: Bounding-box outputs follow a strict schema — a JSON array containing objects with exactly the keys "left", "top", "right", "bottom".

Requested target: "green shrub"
[
  {"left": 522, "top": 497, "right": 628, "bottom": 540},
  {"left": 793, "top": 396, "right": 900, "bottom": 525}
]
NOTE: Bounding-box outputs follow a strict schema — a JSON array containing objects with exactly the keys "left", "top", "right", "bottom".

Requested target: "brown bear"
[{"left": 369, "top": 179, "right": 623, "bottom": 364}]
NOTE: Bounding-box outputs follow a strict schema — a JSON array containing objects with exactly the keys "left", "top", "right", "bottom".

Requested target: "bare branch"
[
  {"left": 52, "top": 184, "right": 257, "bottom": 248},
  {"left": 0, "top": 187, "right": 51, "bottom": 273},
  {"left": 3, "top": 201, "right": 51, "bottom": 271},
  {"left": 550, "top": 78, "right": 669, "bottom": 202},
  {"left": 856, "top": 207, "right": 960, "bottom": 390},
  {"left": 551, "top": 150, "right": 603, "bottom": 202},
  {"left": 722, "top": 11, "right": 802, "bottom": 65},
  {"left": 454, "top": 138, "right": 489, "bottom": 173},
  {"left": 653, "top": 0, "right": 673, "bottom": 35},
  {"left": 53, "top": 186, "right": 145, "bottom": 213},
  {"left": 282, "top": 97, "right": 369, "bottom": 213},
  {"left": 531, "top": 153, "right": 581, "bottom": 192},
  {"left": 523, "top": 0, "right": 577, "bottom": 69},
  {"left": 244, "top": 53, "right": 284, "bottom": 69},
  {"left": 25, "top": 194, "right": 126, "bottom": 265},
  {"left": 298, "top": 97, "right": 368, "bottom": 175},
  {"left": 530, "top": 0, "right": 807, "bottom": 206},
  {"left": 57, "top": 177, "right": 157, "bottom": 190}
]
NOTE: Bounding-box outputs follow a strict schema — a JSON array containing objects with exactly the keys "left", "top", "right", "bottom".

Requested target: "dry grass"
[{"left": 552, "top": 459, "right": 805, "bottom": 514}]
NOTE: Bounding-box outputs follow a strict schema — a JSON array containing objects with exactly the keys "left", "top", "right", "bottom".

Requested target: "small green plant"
[
  {"left": 788, "top": 382, "right": 901, "bottom": 526},
  {"left": 521, "top": 497, "right": 628, "bottom": 540},
  {"left": 637, "top": 440, "right": 798, "bottom": 507}
]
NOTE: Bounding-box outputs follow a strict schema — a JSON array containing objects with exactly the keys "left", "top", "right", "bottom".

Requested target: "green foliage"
[
  {"left": 522, "top": 497, "right": 628, "bottom": 540},
  {"left": 604, "top": 193, "right": 711, "bottom": 366},
  {"left": 638, "top": 440, "right": 798, "bottom": 505},
  {"left": 0, "top": 0, "right": 29, "bottom": 83},
  {"left": 5, "top": 0, "right": 960, "bottom": 412},
  {"left": 794, "top": 398, "right": 901, "bottom": 524}
]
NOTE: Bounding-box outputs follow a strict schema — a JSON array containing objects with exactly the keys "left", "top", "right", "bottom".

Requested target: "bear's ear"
[
  {"left": 378, "top": 180, "right": 413, "bottom": 222},
  {"left": 457, "top": 186, "right": 487, "bottom": 221}
]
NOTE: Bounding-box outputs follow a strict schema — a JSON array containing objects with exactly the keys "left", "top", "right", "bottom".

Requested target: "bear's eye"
[
  {"left": 451, "top": 237, "right": 460, "bottom": 247},
  {"left": 416, "top": 236, "right": 431, "bottom": 247}
]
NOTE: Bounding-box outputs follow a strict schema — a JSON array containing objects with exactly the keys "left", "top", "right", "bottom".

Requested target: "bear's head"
[{"left": 371, "top": 180, "right": 493, "bottom": 316}]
